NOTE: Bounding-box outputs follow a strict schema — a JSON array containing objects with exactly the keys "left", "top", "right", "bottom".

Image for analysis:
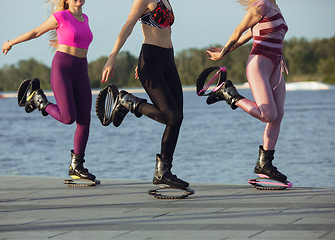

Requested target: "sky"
[{"left": 1, "top": 0, "right": 335, "bottom": 68}]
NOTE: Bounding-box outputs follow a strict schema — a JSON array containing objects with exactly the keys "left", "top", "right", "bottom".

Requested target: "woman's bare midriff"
[
  {"left": 57, "top": 45, "right": 88, "bottom": 58},
  {"left": 142, "top": 24, "right": 173, "bottom": 49}
]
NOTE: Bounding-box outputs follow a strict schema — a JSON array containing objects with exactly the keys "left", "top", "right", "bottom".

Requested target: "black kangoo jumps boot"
[
  {"left": 206, "top": 80, "right": 245, "bottom": 109},
  {"left": 153, "top": 154, "right": 189, "bottom": 189},
  {"left": 25, "top": 89, "right": 50, "bottom": 116},
  {"left": 254, "top": 145, "right": 287, "bottom": 182},
  {"left": 112, "top": 90, "right": 147, "bottom": 127},
  {"left": 69, "top": 150, "right": 96, "bottom": 181}
]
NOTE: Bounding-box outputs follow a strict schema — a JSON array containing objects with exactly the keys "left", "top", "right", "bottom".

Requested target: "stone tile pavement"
[{"left": 0, "top": 176, "right": 334, "bottom": 239}]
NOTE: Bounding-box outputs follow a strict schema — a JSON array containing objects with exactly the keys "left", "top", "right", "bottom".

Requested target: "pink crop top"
[{"left": 53, "top": 10, "right": 93, "bottom": 49}]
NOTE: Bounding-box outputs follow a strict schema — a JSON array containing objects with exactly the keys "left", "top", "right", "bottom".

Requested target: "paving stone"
[{"left": 0, "top": 176, "right": 334, "bottom": 239}]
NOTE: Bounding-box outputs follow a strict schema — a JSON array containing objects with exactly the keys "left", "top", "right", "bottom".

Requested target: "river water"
[{"left": 0, "top": 85, "right": 334, "bottom": 188}]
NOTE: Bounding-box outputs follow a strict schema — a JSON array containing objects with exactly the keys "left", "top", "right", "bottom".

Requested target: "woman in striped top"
[{"left": 206, "top": 0, "right": 289, "bottom": 183}]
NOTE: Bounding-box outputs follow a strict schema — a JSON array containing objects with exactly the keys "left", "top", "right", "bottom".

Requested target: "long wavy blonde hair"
[
  {"left": 45, "top": 0, "right": 69, "bottom": 49},
  {"left": 237, "top": 0, "right": 258, "bottom": 9},
  {"left": 45, "top": 0, "right": 69, "bottom": 13}
]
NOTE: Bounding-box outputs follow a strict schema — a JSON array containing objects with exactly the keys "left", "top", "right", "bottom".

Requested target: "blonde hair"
[
  {"left": 45, "top": 0, "right": 69, "bottom": 49},
  {"left": 45, "top": 0, "right": 69, "bottom": 13},
  {"left": 237, "top": 0, "right": 258, "bottom": 9}
]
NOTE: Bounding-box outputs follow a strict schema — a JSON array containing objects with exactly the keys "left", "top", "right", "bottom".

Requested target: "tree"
[
  {"left": 0, "top": 59, "right": 51, "bottom": 91},
  {"left": 87, "top": 51, "right": 139, "bottom": 89},
  {"left": 1, "top": 36, "right": 335, "bottom": 92}
]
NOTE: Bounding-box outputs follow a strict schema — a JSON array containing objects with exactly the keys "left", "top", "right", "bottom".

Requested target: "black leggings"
[{"left": 137, "top": 44, "right": 183, "bottom": 159}]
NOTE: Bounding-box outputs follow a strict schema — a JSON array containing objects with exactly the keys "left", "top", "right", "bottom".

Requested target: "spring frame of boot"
[
  {"left": 148, "top": 186, "right": 194, "bottom": 199},
  {"left": 248, "top": 174, "right": 292, "bottom": 190},
  {"left": 64, "top": 179, "right": 101, "bottom": 187},
  {"left": 196, "top": 66, "right": 227, "bottom": 96},
  {"left": 95, "top": 84, "right": 119, "bottom": 126}
]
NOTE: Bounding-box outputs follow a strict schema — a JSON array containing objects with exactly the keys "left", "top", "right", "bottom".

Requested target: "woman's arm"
[
  {"left": 207, "top": 6, "right": 262, "bottom": 61},
  {"left": 229, "top": 28, "right": 253, "bottom": 52},
  {"left": 2, "top": 15, "right": 58, "bottom": 55},
  {"left": 101, "top": 0, "right": 150, "bottom": 82}
]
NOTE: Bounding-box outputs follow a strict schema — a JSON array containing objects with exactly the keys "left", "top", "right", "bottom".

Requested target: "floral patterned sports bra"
[{"left": 140, "top": 0, "right": 174, "bottom": 29}]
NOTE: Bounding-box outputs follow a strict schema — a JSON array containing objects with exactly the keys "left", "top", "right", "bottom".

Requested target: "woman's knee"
[
  {"left": 62, "top": 115, "right": 76, "bottom": 125},
  {"left": 165, "top": 110, "right": 183, "bottom": 126},
  {"left": 170, "top": 113, "right": 183, "bottom": 126},
  {"left": 261, "top": 109, "right": 284, "bottom": 123},
  {"left": 76, "top": 113, "right": 91, "bottom": 127},
  {"left": 262, "top": 112, "right": 277, "bottom": 123}
]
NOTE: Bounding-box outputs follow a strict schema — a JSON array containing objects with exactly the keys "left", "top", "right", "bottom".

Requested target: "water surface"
[{"left": 0, "top": 87, "right": 334, "bottom": 188}]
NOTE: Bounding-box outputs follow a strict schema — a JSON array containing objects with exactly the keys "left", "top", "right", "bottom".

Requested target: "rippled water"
[{"left": 0, "top": 86, "right": 334, "bottom": 188}]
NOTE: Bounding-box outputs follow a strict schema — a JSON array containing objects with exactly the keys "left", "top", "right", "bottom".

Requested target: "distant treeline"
[{"left": 1, "top": 36, "right": 334, "bottom": 92}]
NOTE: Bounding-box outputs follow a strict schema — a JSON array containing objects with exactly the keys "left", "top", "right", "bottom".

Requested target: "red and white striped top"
[{"left": 251, "top": 0, "right": 288, "bottom": 56}]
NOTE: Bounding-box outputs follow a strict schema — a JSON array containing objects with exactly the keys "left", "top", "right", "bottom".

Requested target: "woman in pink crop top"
[
  {"left": 2, "top": 0, "right": 97, "bottom": 183},
  {"left": 206, "top": 0, "right": 289, "bottom": 183},
  {"left": 100, "top": 0, "right": 190, "bottom": 191}
]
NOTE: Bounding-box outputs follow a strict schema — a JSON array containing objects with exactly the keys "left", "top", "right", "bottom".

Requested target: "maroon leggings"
[{"left": 45, "top": 51, "right": 92, "bottom": 154}]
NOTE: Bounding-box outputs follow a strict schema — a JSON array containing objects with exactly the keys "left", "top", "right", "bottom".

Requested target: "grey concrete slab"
[{"left": 0, "top": 176, "right": 334, "bottom": 239}]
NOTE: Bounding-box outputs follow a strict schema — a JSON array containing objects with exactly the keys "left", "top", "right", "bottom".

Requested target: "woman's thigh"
[{"left": 246, "top": 55, "right": 278, "bottom": 119}]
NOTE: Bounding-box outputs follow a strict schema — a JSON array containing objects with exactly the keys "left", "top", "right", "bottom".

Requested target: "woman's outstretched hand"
[
  {"left": 101, "top": 56, "right": 115, "bottom": 83},
  {"left": 2, "top": 41, "right": 12, "bottom": 55},
  {"left": 206, "top": 47, "right": 223, "bottom": 61}
]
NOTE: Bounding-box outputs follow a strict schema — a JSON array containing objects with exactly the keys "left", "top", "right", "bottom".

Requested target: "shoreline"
[{"left": 0, "top": 81, "right": 332, "bottom": 99}]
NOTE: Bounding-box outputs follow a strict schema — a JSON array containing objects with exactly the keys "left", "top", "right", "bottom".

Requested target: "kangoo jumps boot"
[
  {"left": 206, "top": 80, "right": 245, "bottom": 109},
  {"left": 25, "top": 89, "right": 50, "bottom": 116},
  {"left": 254, "top": 145, "right": 287, "bottom": 182},
  {"left": 112, "top": 90, "right": 147, "bottom": 127},
  {"left": 153, "top": 154, "right": 189, "bottom": 189},
  {"left": 69, "top": 150, "right": 96, "bottom": 181}
]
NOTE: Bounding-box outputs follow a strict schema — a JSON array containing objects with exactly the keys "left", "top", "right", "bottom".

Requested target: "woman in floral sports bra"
[
  {"left": 206, "top": 0, "right": 290, "bottom": 183},
  {"left": 101, "top": 0, "right": 189, "bottom": 190}
]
